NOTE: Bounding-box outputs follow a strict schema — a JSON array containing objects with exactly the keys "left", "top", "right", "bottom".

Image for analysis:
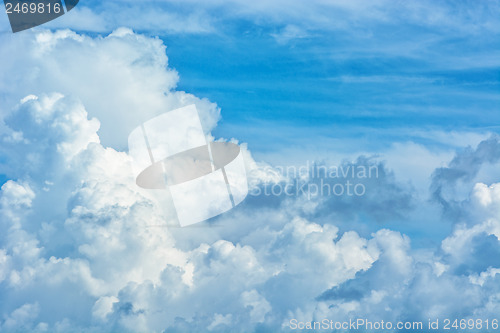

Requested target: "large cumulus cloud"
[{"left": 0, "top": 28, "right": 219, "bottom": 150}]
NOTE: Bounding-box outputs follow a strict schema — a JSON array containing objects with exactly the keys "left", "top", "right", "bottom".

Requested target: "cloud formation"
[
  {"left": 0, "top": 30, "right": 498, "bottom": 332},
  {"left": 0, "top": 28, "right": 220, "bottom": 150}
]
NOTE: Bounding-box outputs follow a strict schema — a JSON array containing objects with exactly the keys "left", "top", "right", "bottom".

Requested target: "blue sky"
[
  {"left": 0, "top": 1, "right": 500, "bottom": 332},
  {"left": 85, "top": 1, "right": 500, "bottom": 155},
  {"left": 167, "top": 28, "right": 500, "bottom": 154}
]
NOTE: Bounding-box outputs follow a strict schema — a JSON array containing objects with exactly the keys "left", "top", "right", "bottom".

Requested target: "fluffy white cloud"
[
  {"left": 431, "top": 136, "right": 500, "bottom": 221},
  {"left": 0, "top": 29, "right": 219, "bottom": 150},
  {"left": 0, "top": 90, "right": 383, "bottom": 330}
]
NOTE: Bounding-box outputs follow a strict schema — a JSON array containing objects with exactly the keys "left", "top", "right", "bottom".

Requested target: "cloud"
[
  {"left": 0, "top": 303, "right": 41, "bottom": 332},
  {"left": 294, "top": 219, "right": 500, "bottom": 329},
  {"left": 46, "top": 3, "right": 215, "bottom": 34},
  {"left": 270, "top": 25, "right": 309, "bottom": 44},
  {"left": 431, "top": 135, "right": 500, "bottom": 220},
  {"left": 0, "top": 90, "right": 383, "bottom": 330},
  {"left": 0, "top": 29, "right": 499, "bottom": 332},
  {"left": 49, "top": 0, "right": 500, "bottom": 38},
  {"left": 0, "top": 29, "right": 220, "bottom": 151}
]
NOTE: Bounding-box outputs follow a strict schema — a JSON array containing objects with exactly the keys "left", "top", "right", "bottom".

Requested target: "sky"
[{"left": 0, "top": 0, "right": 500, "bottom": 332}]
